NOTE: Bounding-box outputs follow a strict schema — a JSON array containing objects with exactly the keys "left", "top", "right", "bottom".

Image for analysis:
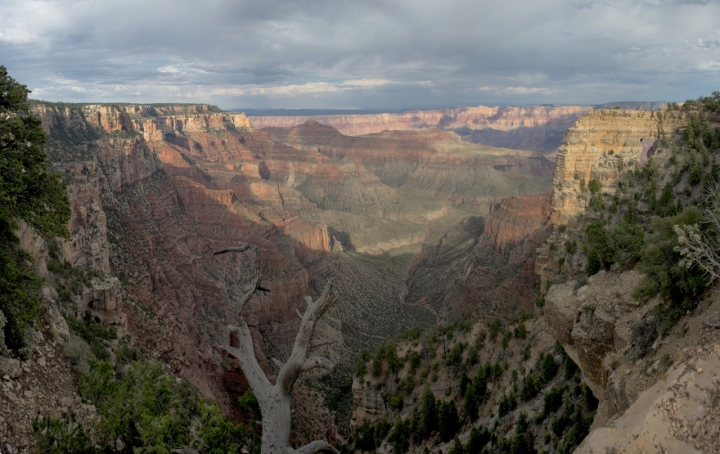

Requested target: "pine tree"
[
  {"left": 0, "top": 66, "right": 70, "bottom": 351},
  {"left": 420, "top": 387, "right": 437, "bottom": 438},
  {"left": 438, "top": 400, "right": 460, "bottom": 442}
]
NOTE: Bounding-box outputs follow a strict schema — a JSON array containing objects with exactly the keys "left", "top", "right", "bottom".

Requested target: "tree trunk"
[
  {"left": 214, "top": 245, "right": 339, "bottom": 454},
  {"left": 259, "top": 388, "right": 293, "bottom": 454}
]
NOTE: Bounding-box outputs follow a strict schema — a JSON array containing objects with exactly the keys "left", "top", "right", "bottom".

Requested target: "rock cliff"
[
  {"left": 544, "top": 269, "right": 720, "bottom": 452},
  {"left": 550, "top": 109, "right": 687, "bottom": 222}
]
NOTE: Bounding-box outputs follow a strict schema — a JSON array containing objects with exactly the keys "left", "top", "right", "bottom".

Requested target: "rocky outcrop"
[
  {"left": 550, "top": 109, "right": 688, "bottom": 222},
  {"left": 350, "top": 383, "right": 387, "bottom": 428},
  {"left": 576, "top": 340, "right": 720, "bottom": 454},
  {"left": 0, "top": 334, "right": 100, "bottom": 452},
  {"left": 80, "top": 104, "right": 252, "bottom": 139},
  {"left": 482, "top": 194, "right": 551, "bottom": 251},
  {"left": 544, "top": 268, "right": 720, "bottom": 434}
]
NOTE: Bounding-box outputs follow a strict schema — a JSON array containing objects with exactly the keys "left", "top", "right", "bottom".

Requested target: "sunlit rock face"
[{"left": 550, "top": 109, "right": 688, "bottom": 222}]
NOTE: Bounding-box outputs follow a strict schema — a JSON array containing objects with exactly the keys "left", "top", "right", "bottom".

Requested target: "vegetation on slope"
[
  {"left": 33, "top": 274, "right": 258, "bottom": 454},
  {"left": 341, "top": 318, "right": 597, "bottom": 454},
  {"left": 541, "top": 94, "right": 720, "bottom": 338},
  {"left": 0, "top": 66, "right": 71, "bottom": 355}
]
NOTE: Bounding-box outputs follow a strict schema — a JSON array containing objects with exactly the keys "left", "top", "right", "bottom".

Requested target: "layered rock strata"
[
  {"left": 20, "top": 101, "right": 560, "bottom": 443},
  {"left": 251, "top": 105, "right": 591, "bottom": 137},
  {"left": 265, "top": 121, "right": 554, "bottom": 215},
  {"left": 550, "top": 109, "right": 688, "bottom": 222}
]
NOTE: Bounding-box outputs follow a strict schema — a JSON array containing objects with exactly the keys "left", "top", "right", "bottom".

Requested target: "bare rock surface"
[
  {"left": 0, "top": 336, "right": 98, "bottom": 453},
  {"left": 576, "top": 341, "right": 720, "bottom": 454}
]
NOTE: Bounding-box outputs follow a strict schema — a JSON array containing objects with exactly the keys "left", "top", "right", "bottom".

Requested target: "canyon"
[
  {"left": 2, "top": 101, "right": 557, "bottom": 450},
  {"left": 5, "top": 98, "right": 715, "bottom": 453}
]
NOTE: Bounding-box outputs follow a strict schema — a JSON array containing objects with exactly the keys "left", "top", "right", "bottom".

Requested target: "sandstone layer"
[{"left": 550, "top": 109, "right": 688, "bottom": 222}]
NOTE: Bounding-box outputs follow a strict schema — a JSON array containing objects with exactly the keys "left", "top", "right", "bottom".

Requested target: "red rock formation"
[{"left": 483, "top": 194, "right": 552, "bottom": 251}]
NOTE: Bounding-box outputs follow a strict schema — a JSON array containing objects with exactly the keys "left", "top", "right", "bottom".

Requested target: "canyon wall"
[
  {"left": 250, "top": 105, "right": 591, "bottom": 136},
  {"left": 550, "top": 109, "right": 688, "bottom": 222},
  {"left": 251, "top": 105, "right": 593, "bottom": 155},
  {"left": 537, "top": 107, "right": 720, "bottom": 452}
]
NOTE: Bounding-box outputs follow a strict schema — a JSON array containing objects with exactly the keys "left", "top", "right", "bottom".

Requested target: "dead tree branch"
[{"left": 215, "top": 244, "right": 339, "bottom": 454}]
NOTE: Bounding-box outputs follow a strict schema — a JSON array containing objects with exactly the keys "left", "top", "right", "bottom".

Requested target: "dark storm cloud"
[{"left": 1, "top": 0, "right": 719, "bottom": 108}]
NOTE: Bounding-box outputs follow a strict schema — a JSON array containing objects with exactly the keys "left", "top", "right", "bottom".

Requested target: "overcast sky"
[{"left": 1, "top": 0, "right": 719, "bottom": 110}]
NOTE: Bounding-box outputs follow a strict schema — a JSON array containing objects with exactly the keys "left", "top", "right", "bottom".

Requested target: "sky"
[{"left": 1, "top": 0, "right": 719, "bottom": 110}]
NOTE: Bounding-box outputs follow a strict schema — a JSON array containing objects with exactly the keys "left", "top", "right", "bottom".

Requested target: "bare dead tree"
[
  {"left": 675, "top": 185, "right": 720, "bottom": 283},
  {"left": 214, "top": 244, "right": 339, "bottom": 454}
]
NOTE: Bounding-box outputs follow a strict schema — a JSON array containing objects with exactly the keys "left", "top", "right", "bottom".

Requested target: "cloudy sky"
[{"left": 1, "top": 0, "right": 719, "bottom": 110}]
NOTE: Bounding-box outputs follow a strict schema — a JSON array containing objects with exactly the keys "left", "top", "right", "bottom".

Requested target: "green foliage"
[
  {"left": 502, "top": 331, "right": 512, "bottom": 349},
  {"left": 463, "top": 382, "right": 480, "bottom": 421},
  {"left": 388, "top": 415, "right": 410, "bottom": 454},
  {"left": 459, "top": 371, "right": 470, "bottom": 397},
  {"left": 355, "top": 349, "right": 370, "bottom": 378},
  {"left": 520, "top": 375, "right": 542, "bottom": 402},
  {"left": 446, "top": 342, "right": 465, "bottom": 367},
  {"left": 633, "top": 208, "right": 710, "bottom": 333},
  {"left": 438, "top": 400, "right": 460, "bottom": 442},
  {"left": 372, "top": 341, "right": 401, "bottom": 376},
  {"left": 541, "top": 354, "right": 559, "bottom": 383},
  {"left": 66, "top": 312, "right": 117, "bottom": 361},
  {"left": 448, "top": 435, "right": 465, "bottom": 454},
  {"left": 238, "top": 389, "right": 261, "bottom": 421},
  {"left": 467, "top": 426, "right": 491, "bottom": 453},
  {"left": 420, "top": 388, "right": 437, "bottom": 437},
  {"left": 475, "top": 329, "right": 487, "bottom": 349},
  {"left": 0, "top": 66, "right": 71, "bottom": 351},
  {"left": 466, "top": 347, "right": 479, "bottom": 367},
  {"left": 488, "top": 318, "right": 503, "bottom": 341},
  {"left": 540, "top": 386, "right": 567, "bottom": 420},
  {"left": 33, "top": 415, "right": 96, "bottom": 454},
  {"left": 514, "top": 322, "right": 527, "bottom": 339},
  {"left": 473, "top": 365, "right": 488, "bottom": 400},
  {"left": 396, "top": 327, "right": 424, "bottom": 342},
  {"left": 565, "top": 240, "right": 577, "bottom": 254},
  {"left": 388, "top": 395, "right": 404, "bottom": 411},
  {"left": 584, "top": 221, "right": 644, "bottom": 275},
  {"left": 76, "top": 359, "right": 251, "bottom": 452},
  {"left": 510, "top": 413, "right": 537, "bottom": 454},
  {"left": 563, "top": 353, "right": 579, "bottom": 381},
  {"left": 407, "top": 350, "right": 422, "bottom": 374},
  {"left": 353, "top": 418, "right": 391, "bottom": 452},
  {"left": 498, "top": 392, "right": 518, "bottom": 418}
]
